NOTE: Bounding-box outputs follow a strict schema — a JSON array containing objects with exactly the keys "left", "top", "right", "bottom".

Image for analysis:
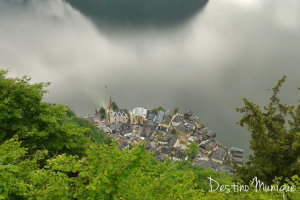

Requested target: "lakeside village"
[{"left": 82, "top": 97, "right": 244, "bottom": 174}]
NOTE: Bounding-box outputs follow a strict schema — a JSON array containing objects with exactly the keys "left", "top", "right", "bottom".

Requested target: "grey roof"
[
  {"left": 144, "top": 120, "right": 156, "bottom": 127},
  {"left": 161, "top": 146, "right": 171, "bottom": 154},
  {"left": 198, "top": 127, "right": 208, "bottom": 135},
  {"left": 154, "top": 151, "right": 161, "bottom": 158},
  {"left": 183, "top": 111, "right": 193, "bottom": 119},
  {"left": 200, "top": 139, "right": 217, "bottom": 152},
  {"left": 146, "top": 113, "right": 156, "bottom": 121},
  {"left": 112, "top": 109, "right": 129, "bottom": 117},
  {"left": 231, "top": 147, "right": 244, "bottom": 153},
  {"left": 207, "top": 131, "right": 216, "bottom": 138},
  {"left": 163, "top": 133, "right": 176, "bottom": 142},
  {"left": 162, "top": 113, "right": 173, "bottom": 125},
  {"left": 109, "top": 124, "right": 122, "bottom": 132},
  {"left": 232, "top": 152, "right": 243, "bottom": 158},
  {"left": 172, "top": 148, "right": 186, "bottom": 159},
  {"left": 176, "top": 123, "right": 193, "bottom": 135},
  {"left": 185, "top": 122, "right": 195, "bottom": 130},
  {"left": 194, "top": 159, "right": 222, "bottom": 170},
  {"left": 195, "top": 137, "right": 203, "bottom": 144},
  {"left": 102, "top": 126, "right": 109, "bottom": 133},
  {"left": 143, "top": 125, "right": 155, "bottom": 135},
  {"left": 215, "top": 164, "right": 234, "bottom": 173},
  {"left": 143, "top": 142, "right": 150, "bottom": 149},
  {"left": 117, "top": 140, "right": 128, "bottom": 150},
  {"left": 162, "top": 134, "right": 177, "bottom": 147},
  {"left": 120, "top": 124, "right": 130, "bottom": 131},
  {"left": 155, "top": 110, "right": 165, "bottom": 123},
  {"left": 110, "top": 132, "right": 121, "bottom": 138},
  {"left": 150, "top": 141, "right": 156, "bottom": 148},
  {"left": 172, "top": 115, "right": 181, "bottom": 123},
  {"left": 210, "top": 147, "right": 227, "bottom": 162},
  {"left": 193, "top": 116, "right": 201, "bottom": 124},
  {"left": 163, "top": 117, "right": 172, "bottom": 125},
  {"left": 233, "top": 156, "right": 243, "bottom": 164},
  {"left": 157, "top": 125, "right": 167, "bottom": 132},
  {"left": 109, "top": 123, "right": 122, "bottom": 129}
]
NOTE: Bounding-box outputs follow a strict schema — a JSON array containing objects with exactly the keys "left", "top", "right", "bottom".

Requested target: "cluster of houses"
[{"left": 81, "top": 97, "right": 244, "bottom": 174}]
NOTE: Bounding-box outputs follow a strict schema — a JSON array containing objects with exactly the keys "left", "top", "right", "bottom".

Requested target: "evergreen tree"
[
  {"left": 112, "top": 101, "right": 118, "bottom": 110},
  {"left": 173, "top": 107, "right": 179, "bottom": 114},
  {"left": 99, "top": 106, "right": 106, "bottom": 119},
  {"left": 236, "top": 76, "right": 300, "bottom": 184}
]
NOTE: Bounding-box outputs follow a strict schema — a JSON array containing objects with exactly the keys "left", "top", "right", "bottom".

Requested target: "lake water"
[{"left": 1, "top": 0, "right": 300, "bottom": 159}]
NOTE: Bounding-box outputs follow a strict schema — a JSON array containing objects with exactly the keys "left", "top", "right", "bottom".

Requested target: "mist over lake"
[{"left": 1, "top": 0, "right": 300, "bottom": 159}]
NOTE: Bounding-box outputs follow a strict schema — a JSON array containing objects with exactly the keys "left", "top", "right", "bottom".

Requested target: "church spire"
[{"left": 109, "top": 96, "right": 113, "bottom": 110}]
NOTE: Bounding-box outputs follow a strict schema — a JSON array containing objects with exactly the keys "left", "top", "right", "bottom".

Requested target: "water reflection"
[
  {"left": 67, "top": 0, "right": 208, "bottom": 28},
  {"left": 1, "top": 0, "right": 300, "bottom": 160}
]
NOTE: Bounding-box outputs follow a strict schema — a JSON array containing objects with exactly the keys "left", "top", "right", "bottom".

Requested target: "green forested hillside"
[{"left": 0, "top": 69, "right": 299, "bottom": 199}]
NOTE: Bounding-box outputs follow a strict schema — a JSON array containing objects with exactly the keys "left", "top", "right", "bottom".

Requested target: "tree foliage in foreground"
[
  {"left": 1, "top": 137, "right": 299, "bottom": 200},
  {"left": 236, "top": 76, "right": 300, "bottom": 184}
]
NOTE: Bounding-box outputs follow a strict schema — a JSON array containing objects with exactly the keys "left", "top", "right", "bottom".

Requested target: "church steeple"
[{"left": 109, "top": 96, "right": 113, "bottom": 110}]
